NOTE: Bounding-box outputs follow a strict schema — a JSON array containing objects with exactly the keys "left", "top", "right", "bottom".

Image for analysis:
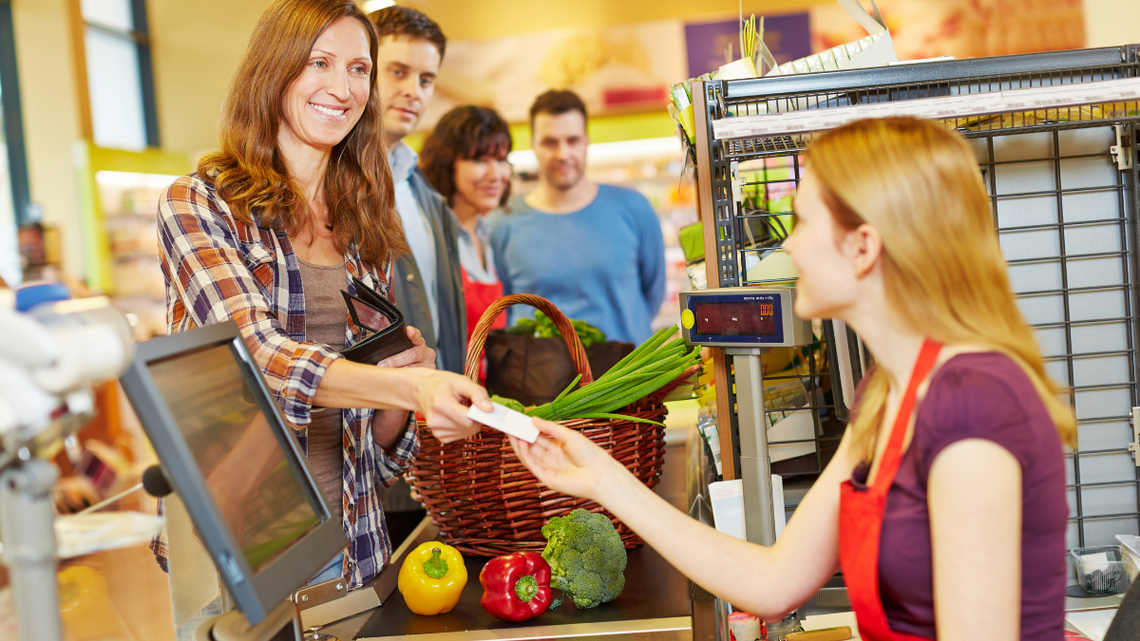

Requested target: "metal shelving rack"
[{"left": 694, "top": 45, "right": 1140, "bottom": 550}]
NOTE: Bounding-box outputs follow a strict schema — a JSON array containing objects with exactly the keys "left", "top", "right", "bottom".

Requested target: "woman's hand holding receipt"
[
  {"left": 368, "top": 325, "right": 442, "bottom": 450},
  {"left": 315, "top": 341, "right": 492, "bottom": 446}
]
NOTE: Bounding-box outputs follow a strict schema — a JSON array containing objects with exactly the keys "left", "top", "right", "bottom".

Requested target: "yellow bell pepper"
[
  {"left": 398, "top": 541, "right": 468, "bottom": 615},
  {"left": 58, "top": 565, "right": 122, "bottom": 640}
]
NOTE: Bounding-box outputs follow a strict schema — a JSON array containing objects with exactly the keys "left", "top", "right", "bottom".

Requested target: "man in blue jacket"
[
  {"left": 491, "top": 90, "right": 665, "bottom": 344},
  {"left": 370, "top": 7, "right": 465, "bottom": 373}
]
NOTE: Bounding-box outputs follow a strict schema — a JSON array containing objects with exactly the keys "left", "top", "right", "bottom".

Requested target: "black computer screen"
[{"left": 147, "top": 343, "right": 319, "bottom": 572}]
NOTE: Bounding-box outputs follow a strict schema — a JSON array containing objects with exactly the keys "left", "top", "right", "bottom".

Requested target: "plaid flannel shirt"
[{"left": 152, "top": 173, "right": 419, "bottom": 588}]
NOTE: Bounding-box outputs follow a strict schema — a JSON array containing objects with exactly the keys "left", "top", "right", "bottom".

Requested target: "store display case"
[{"left": 75, "top": 141, "right": 189, "bottom": 340}]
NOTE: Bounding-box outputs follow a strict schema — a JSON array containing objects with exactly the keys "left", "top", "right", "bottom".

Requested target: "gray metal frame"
[
  {"left": 119, "top": 321, "right": 347, "bottom": 625},
  {"left": 696, "top": 44, "right": 1140, "bottom": 551},
  {"left": 0, "top": 0, "right": 31, "bottom": 224}
]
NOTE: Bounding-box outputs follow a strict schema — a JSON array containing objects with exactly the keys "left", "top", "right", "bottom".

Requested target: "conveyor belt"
[{"left": 354, "top": 443, "right": 694, "bottom": 641}]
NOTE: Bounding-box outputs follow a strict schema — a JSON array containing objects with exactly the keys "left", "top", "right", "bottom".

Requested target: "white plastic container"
[
  {"left": 1071, "top": 546, "right": 1131, "bottom": 595},
  {"left": 708, "top": 479, "right": 746, "bottom": 541},
  {"left": 708, "top": 477, "right": 787, "bottom": 542},
  {"left": 1114, "top": 534, "right": 1140, "bottom": 581}
]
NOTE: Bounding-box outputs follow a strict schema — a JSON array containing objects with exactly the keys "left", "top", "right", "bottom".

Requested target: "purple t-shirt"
[{"left": 849, "top": 352, "right": 1067, "bottom": 640}]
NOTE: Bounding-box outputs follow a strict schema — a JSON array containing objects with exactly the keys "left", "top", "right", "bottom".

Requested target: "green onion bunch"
[{"left": 525, "top": 325, "right": 701, "bottom": 426}]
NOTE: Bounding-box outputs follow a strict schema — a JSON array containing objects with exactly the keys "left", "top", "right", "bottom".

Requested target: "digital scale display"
[
  {"left": 679, "top": 288, "right": 809, "bottom": 348},
  {"left": 693, "top": 301, "right": 776, "bottom": 336}
]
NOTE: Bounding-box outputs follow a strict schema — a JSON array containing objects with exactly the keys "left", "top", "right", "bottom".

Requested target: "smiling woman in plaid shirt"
[{"left": 155, "top": 0, "right": 492, "bottom": 604}]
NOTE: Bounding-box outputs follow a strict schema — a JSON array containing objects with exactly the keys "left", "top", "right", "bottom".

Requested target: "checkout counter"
[
  {"left": 316, "top": 288, "right": 822, "bottom": 641},
  {"left": 336, "top": 435, "right": 700, "bottom": 641},
  {"left": 117, "top": 293, "right": 838, "bottom": 641},
  {"left": 108, "top": 299, "right": 1140, "bottom": 641},
  {"left": 112, "top": 319, "right": 724, "bottom": 641}
]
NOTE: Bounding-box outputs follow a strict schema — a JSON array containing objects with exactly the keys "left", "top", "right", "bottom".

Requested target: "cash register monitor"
[{"left": 120, "top": 321, "right": 347, "bottom": 626}]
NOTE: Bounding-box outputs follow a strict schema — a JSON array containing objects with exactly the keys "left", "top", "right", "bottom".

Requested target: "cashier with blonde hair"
[
  {"left": 157, "top": 0, "right": 491, "bottom": 596},
  {"left": 511, "top": 117, "right": 1072, "bottom": 641}
]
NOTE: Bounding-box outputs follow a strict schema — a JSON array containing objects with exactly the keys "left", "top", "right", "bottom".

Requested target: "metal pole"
[
  {"left": 0, "top": 458, "right": 63, "bottom": 641},
  {"left": 726, "top": 349, "right": 776, "bottom": 546}
]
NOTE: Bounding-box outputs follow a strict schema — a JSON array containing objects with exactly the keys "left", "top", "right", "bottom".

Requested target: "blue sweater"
[{"left": 490, "top": 185, "right": 666, "bottom": 344}]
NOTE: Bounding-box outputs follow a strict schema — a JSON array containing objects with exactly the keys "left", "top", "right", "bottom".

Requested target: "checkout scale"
[
  {"left": 678, "top": 287, "right": 813, "bottom": 548},
  {"left": 679, "top": 287, "right": 870, "bottom": 637}
]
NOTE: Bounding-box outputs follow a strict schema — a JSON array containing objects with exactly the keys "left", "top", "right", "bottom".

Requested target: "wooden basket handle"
[{"left": 464, "top": 294, "right": 595, "bottom": 386}]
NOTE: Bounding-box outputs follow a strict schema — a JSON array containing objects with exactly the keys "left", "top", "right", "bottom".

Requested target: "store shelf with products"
[
  {"left": 75, "top": 141, "right": 190, "bottom": 341},
  {"left": 695, "top": 45, "right": 1140, "bottom": 554},
  {"left": 508, "top": 135, "right": 698, "bottom": 333}
]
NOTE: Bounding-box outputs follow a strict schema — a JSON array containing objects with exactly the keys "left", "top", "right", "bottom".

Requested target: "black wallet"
[{"left": 339, "top": 276, "right": 414, "bottom": 365}]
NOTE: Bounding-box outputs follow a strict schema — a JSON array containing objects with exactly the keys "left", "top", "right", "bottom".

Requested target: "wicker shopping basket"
[{"left": 407, "top": 294, "right": 687, "bottom": 557}]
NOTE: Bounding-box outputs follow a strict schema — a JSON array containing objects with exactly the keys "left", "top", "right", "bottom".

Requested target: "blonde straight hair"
[{"left": 806, "top": 117, "right": 1077, "bottom": 459}]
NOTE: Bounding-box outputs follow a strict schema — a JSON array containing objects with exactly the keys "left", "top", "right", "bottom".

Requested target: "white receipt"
[{"left": 467, "top": 402, "right": 540, "bottom": 443}]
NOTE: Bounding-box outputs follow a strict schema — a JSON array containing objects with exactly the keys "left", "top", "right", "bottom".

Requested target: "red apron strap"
[
  {"left": 461, "top": 266, "right": 506, "bottom": 343},
  {"left": 461, "top": 267, "right": 504, "bottom": 384},
  {"left": 838, "top": 338, "right": 942, "bottom": 641},
  {"left": 870, "top": 338, "right": 943, "bottom": 494}
]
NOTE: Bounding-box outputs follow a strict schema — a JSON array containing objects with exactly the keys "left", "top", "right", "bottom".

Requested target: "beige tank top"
[{"left": 297, "top": 257, "right": 347, "bottom": 522}]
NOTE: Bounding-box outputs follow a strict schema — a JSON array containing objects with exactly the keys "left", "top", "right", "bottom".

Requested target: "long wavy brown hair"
[
  {"left": 197, "top": 0, "right": 406, "bottom": 267},
  {"left": 806, "top": 117, "right": 1077, "bottom": 459}
]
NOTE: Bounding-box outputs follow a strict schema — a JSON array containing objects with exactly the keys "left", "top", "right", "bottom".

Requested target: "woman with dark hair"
[
  {"left": 419, "top": 106, "right": 513, "bottom": 345},
  {"left": 156, "top": 0, "right": 491, "bottom": 603}
]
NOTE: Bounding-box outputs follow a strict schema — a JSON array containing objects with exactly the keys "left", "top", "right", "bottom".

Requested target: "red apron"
[
  {"left": 838, "top": 338, "right": 942, "bottom": 641},
  {"left": 461, "top": 267, "right": 505, "bottom": 383}
]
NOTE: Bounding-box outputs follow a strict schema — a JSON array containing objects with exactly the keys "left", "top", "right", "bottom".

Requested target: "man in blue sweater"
[{"left": 490, "top": 90, "right": 666, "bottom": 344}]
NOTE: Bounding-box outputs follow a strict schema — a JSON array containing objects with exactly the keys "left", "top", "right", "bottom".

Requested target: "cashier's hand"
[
  {"left": 509, "top": 419, "right": 620, "bottom": 502},
  {"left": 415, "top": 370, "right": 492, "bottom": 443},
  {"left": 378, "top": 326, "right": 436, "bottom": 369},
  {"left": 52, "top": 476, "right": 101, "bottom": 514}
]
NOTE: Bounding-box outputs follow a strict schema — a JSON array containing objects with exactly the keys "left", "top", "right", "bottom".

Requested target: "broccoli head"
[{"left": 541, "top": 508, "right": 627, "bottom": 609}]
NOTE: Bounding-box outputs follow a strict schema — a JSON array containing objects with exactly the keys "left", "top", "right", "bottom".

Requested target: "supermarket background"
[{"left": 4, "top": 0, "right": 1132, "bottom": 343}]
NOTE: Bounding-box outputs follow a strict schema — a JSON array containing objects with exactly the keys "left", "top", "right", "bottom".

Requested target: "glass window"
[
  {"left": 80, "top": 0, "right": 157, "bottom": 150},
  {"left": 80, "top": 0, "right": 133, "bottom": 31},
  {"left": 85, "top": 29, "right": 147, "bottom": 150}
]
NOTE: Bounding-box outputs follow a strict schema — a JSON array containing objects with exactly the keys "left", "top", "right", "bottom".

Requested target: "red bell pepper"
[{"left": 479, "top": 552, "right": 553, "bottom": 622}]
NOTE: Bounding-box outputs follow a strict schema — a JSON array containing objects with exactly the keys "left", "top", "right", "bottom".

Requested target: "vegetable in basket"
[
  {"left": 504, "top": 312, "right": 607, "bottom": 349},
  {"left": 491, "top": 394, "right": 527, "bottom": 414},
  {"left": 479, "top": 552, "right": 553, "bottom": 622},
  {"left": 398, "top": 541, "right": 467, "bottom": 615},
  {"left": 525, "top": 325, "right": 701, "bottom": 426},
  {"left": 541, "top": 508, "right": 627, "bottom": 609}
]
